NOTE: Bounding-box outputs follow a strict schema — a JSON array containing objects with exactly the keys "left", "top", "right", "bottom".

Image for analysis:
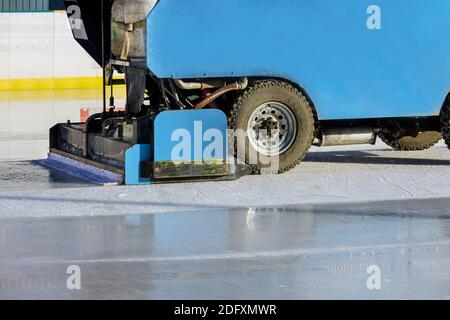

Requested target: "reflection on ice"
[
  {"left": 0, "top": 199, "right": 449, "bottom": 299},
  {"left": 0, "top": 161, "right": 92, "bottom": 191}
]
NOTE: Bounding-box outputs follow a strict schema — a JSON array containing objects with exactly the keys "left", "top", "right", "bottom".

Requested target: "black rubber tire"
[
  {"left": 229, "top": 80, "right": 315, "bottom": 174},
  {"left": 379, "top": 131, "right": 442, "bottom": 151},
  {"left": 441, "top": 95, "right": 450, "bottom": 149}
]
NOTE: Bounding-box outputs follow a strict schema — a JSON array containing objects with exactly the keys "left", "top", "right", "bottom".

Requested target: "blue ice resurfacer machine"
[{"left": 47, "top": 0, "right": 450, "bottom": 185}]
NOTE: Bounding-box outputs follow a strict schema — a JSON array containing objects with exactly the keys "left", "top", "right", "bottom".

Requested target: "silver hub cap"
[{"left": 247, "top": 102, "right": 297, "bottom": 156}]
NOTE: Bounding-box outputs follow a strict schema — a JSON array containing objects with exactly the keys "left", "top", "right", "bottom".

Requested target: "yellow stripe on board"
[
  {"left": 0, "top": 76, "right": 125, "bottom": 91},
  {"left": 0, "top": 88, "right": 127, "bottom": 102}
]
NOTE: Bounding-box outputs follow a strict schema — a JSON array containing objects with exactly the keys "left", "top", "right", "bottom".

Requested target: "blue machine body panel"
[
  {"left": 123, "top": 110, "right": 228, "bottom": 185},
  {"left": 147, "top": 0, "right": 450, "bottom": 120},
  {"left": 125, "top": 144, "right": 152, "bottom": 185},
  {"left": 154, "top": 109, "right": 228, "bottom": 163}
]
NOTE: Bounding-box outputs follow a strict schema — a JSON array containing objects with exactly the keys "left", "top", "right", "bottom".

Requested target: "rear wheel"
[
  {"left": 229, "top": 80, "right": 315, "bottom": 173},
  {"left": 379, "top": 131, "right": 442, "bottom": 151}
]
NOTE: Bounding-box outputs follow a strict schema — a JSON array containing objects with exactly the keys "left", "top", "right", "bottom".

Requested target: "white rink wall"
[
  {"left": 0, "top": 12, "right": 108, "bottom": 161},
  {"left": 0, "top": 11, "right": 117, "bottom": 161},
  {"left": 0, "top": 11, "right": 100, "bottom": 80}
]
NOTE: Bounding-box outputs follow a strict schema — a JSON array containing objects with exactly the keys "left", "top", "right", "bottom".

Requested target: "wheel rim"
[{"left": 247, "top": 102, "right": 297, "bottom": 156}]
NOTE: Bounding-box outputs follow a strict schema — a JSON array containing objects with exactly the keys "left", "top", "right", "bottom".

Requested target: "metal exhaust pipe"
[{"left": 314, "top": 126, "right": 377, "bottom": 147}]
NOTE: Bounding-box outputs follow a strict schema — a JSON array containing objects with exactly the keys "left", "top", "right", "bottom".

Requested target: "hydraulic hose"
[{"left": 193, "top": 78, "right": 248, "bottom": 110}]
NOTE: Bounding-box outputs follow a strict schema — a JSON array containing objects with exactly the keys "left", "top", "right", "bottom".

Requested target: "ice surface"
[
  {"left": 0, "top": 160, "right": 91, "bottom": 192},
  {"left": 1, "top": 141, "right": 450, "bottom": 218},
  {"left": 0, "top": 200, "right": 448, "bottom": 299}
]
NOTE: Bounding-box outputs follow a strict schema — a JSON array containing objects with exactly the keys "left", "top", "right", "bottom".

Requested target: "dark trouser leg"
[{"left": 125, "top": 67, "right": 146, "bottom": 116}]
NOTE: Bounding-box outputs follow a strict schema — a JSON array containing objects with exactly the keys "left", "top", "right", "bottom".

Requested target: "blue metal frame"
[
  {"left": 154, "top": 109, "right": 228, "bottom": 163},
  {"left": 125, "top": 144, "right": 152, "bottom": 185},
  {"left": 147, "top": 0, "right": 450, "bottom": 120},
  {"left": 124, "top": 109, "right": 228, "bottom": 185}
]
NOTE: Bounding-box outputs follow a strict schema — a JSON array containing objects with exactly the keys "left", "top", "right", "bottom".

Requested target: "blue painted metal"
[
  {"left": 125, "top": 144, "right": 152, "bottom": 185},
  {"left": 147, "top": 0, "right": 450, "bottom": 120},
  {"left": 154, "top": 109, "right": 228, "bottom": 163},
  {"left": 124, "top": 110, "right": 228, "bottom": 185}
]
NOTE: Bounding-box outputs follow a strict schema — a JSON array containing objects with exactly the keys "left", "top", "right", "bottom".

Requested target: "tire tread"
[{"left": 229, "top": 80, "right": 315, "bottom": 173}]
